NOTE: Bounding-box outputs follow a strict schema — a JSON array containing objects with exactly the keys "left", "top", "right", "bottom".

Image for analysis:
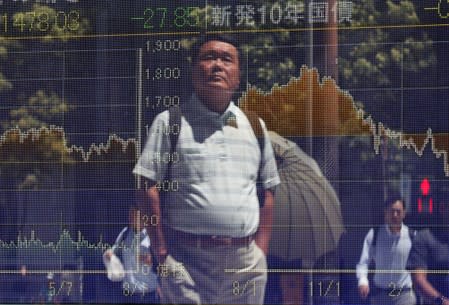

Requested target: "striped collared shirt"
[{"left": 133, "top": 95, "right": 280, "bottom": 237}]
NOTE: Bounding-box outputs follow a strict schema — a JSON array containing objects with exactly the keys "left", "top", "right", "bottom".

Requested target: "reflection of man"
[
  {"left": 133, "top": 34, "right": 280, "bottom": 304},
  {"left": 407, "top": 201, "right": 449, "bottom": 305},
  {"left": 356, "top": 196, "right": 417, "bottom": 305}
]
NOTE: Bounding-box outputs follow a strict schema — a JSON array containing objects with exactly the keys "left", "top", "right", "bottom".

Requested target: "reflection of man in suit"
[{"left": 408, "top": 201, "right": 449, "bottom": 305}]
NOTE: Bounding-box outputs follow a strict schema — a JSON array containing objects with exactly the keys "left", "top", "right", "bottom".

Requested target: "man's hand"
[
  {"left": 103, "top": 249, "right": 113, "bottom": 260},
  {"left": 255, "top": 189, "right": 275, "bottom": 256},
  {"left": 141, "top": 254, "right": 153, "bottom": 265},
  {"left": 254, "top": 237, "right": 269, "bottom": 256},
  {"left": 358, "top": 284, "right": 370, "bottom": 299}
]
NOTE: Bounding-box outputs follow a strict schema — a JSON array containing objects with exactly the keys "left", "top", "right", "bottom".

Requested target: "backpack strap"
[
  {"left": 157, "top": 106, "right": 181, "bottom": 218},
  {"left": 111, "top": 226, "right": 129, "bottom": 256},
  {"left": 372, "top": 226, "right": 416, "bottom": 248},
  {"left": 167, "top": 106, "right": 181, "bottom": 180},
  {"left": 242, "top": 110, "right": 265, "bottom": 155},
  {"left": 372, "top": 226, "right": 380, "bottom": 248},
  {"left": 242, "top": 110, "right": 266, "bottom": 207},
  {"left": 408, "top": 228, "right": 416, "bottom": 241}
]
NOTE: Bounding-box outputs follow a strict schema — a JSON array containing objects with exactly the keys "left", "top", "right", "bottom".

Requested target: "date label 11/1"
[{"left": 309, "top": 280, "right": 340, "bottom": 297}]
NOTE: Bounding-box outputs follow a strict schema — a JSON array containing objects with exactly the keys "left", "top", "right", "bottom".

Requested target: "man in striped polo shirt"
[{"left": 133, "top": 34, "right": 280, "bottom": 304}]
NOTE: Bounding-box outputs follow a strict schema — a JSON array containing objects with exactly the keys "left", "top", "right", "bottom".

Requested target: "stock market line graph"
[
  {"left": 240, "top": 67, "right": 449, "bottom": 176},
  {"left": 0, "top": 0, "right": 448, "bottom": 304},
  {"left": 0, "top": 230, "right": 110, "bottom": 270},
  {"left": 2, "top": 64, "right": 449, "bottom": 177}
]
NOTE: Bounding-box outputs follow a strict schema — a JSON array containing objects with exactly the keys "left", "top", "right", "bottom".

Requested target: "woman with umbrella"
[{"left": 265, "top": 131, "right": 345, "bottom": 305}]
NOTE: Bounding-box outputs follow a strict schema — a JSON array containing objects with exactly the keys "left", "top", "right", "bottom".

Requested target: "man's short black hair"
[
  {"left": 191, "top": 33, "right": 242, "bottom": 64},
  {"left": 384, "top": 194, "right": 405, "bottom": 210}
]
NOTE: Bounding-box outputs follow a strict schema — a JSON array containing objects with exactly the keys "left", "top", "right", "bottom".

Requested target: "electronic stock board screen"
[{"left": 0, "top": 0, "right": 448, "bottom": 304}]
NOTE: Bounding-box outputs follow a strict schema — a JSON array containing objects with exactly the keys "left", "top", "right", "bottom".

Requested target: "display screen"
[{"left": 0, "top": 0, "right": 448, "bottom": 304}]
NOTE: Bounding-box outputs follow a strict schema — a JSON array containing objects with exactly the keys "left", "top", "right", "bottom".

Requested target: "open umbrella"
[{"left": 268, "top": 131, "right": 345, "bottom": 267}]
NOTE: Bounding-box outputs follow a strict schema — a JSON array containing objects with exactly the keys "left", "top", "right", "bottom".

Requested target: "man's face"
[
  {"left": 192, "top": 40, "right": 240, "bottom": 101},
  {"left": 384, "top": 200, "right": 406, "bottom": 227}
]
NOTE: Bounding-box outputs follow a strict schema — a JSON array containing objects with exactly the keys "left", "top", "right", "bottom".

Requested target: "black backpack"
[{"left": 165, "top": 106, "right": 266, "bottom": 207}]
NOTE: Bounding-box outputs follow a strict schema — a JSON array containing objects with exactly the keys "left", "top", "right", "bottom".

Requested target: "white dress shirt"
[{"left": 356, "top": 224, "right": 413, "bottom": 289}]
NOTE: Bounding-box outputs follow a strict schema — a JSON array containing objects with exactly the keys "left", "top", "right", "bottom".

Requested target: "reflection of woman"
[
  {"left": 103, "top": 206, "right": 159, "bottom": 304},
  {"left": 407, "top": 204, "right": 449, "bottom": 305},
  {"left": 264, "top": 257, "right": 303, "bottom": 305}
]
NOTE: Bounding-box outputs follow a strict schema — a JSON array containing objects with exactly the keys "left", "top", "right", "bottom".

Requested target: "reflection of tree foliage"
[
  {"left": 0, "top": 127, "right": 137, "bottom": 189},
  {"left": 0, "top": 38, "right": 20, "bottom": 91},
  {"left": 242, "top": 32, "right": 302, "bottom": 91},
  {"left": 0, "top": 4, "right": 90, "bottom": 189},
  {"left": 0, "top": 128, "right": 71, "bottom": 189},
  {"left": 339, "top": 0, "right": 436, "bottom": 89},
  {"left": 240, "top": 67, "right": 371, "bottom": 137},
  {"left": 2, "top": 90, "right": 73, "bottom": 130},
  {"left": 338, "top": 0, "right": 439, "bottom": 190}
]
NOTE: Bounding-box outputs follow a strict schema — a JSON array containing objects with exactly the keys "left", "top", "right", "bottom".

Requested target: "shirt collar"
[
  {"left": 385, "top": 223, "right": 404, "bottom": 237},
  {"left": 222, "top": 102, "right": 237, "bottom": 117},
  {"left": 188, "top": 94, "right": 237, "bottom": 121}
]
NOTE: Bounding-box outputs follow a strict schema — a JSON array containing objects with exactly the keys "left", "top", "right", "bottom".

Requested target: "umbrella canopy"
[{"left": 268, "top": 131, "right": 345, "bottom": 266}]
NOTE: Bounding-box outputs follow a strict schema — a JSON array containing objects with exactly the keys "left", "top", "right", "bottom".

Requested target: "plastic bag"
[{"left": 103, "top": 251, "right": 125, "bottom": 282}]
